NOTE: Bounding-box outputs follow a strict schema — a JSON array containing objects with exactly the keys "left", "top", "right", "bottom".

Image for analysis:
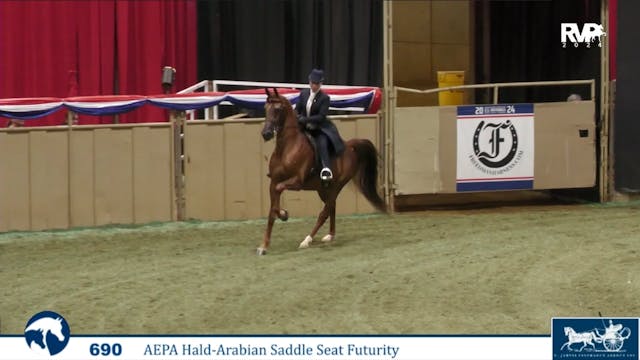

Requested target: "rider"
[{"left": 296, "top": 69, "right": 345, "bottom": 182}]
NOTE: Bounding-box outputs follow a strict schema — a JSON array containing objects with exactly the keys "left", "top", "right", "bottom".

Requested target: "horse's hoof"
[
  {"left": 256, "top": 247, "right": 267, "bottom": 256},
  {"left": 299, "top": 235, "right": 313, "bottom": 249},
  {"left": 279, "top": 209, "right": 289, "bottom": 221},
  {"left": 321, "top": 234, "right": 334, "bottom": 242}
]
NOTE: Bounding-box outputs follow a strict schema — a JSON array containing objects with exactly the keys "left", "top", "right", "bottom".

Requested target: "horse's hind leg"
[
  {"left": 299, "top": 191, "right": 329, "bottom": 248},
  {"left": 300, "top": 204, "right": 329, "bottom": 248},
  {"left": 321, "top": 198, "right": 336, "bottom": 242},
  {"left": 321, "top": 187, "right": 342, "bottom": 243}
]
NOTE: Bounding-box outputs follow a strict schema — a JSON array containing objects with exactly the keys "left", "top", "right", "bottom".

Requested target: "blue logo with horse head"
[
  {"left": 24, "top": 311, "right": 71, "bottom": 356},
  {"left": 552, "top": 317, "right": 638, "bottom": 359}
]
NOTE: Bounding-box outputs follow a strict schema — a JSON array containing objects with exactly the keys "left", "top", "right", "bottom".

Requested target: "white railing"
[
  {"left": 395, "top": 79, "right": 596, "bottom": 103},
  {"left": 176, "top": 80, "right": 214, "bottom": 121},
  {"left": 178, "top": 79, "right": 372, "bottom": 120}
]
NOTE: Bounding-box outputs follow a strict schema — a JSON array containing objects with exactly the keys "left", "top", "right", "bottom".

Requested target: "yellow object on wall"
[{"left": 437, "top": 71, "right": 465, "bottom": 105}]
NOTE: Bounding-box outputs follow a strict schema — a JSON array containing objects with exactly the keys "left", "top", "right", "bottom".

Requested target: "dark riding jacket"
[{"left": 296, "top": 89, "right": 345, "bottom": 155}]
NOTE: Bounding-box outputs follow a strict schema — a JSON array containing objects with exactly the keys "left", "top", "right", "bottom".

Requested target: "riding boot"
[{"left": 316, "top": 134, "right": 333, "bottom": 181}]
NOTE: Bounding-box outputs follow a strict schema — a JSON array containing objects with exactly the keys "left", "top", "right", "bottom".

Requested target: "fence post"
[
  {"left": 172, "top": 111, "right": 186, "bottom": 220},
  {"left": 66, "top": 110, "right": 75, "bottom": 228}
]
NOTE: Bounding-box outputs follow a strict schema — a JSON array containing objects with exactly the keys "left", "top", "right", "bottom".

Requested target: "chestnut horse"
[{"left": 258, "top": 88, "right": 386, "bottom": 255}]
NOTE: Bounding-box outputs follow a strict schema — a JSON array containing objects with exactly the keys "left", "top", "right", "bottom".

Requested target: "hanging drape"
[
  {"left": 609, "top": 0, "right": 617, "bottom": 80},
  {"left": 197, "top": 0, "right": 383, "bottom": 87},
  {"left": 0, "top": 0, "right": 197, "bottom": 126},
  {"left": 114, "top": 0, "right": 197, "bottom": 124},
  {"left": 0, "top": 1, "right": 79, "bottom": 126},
  {"left": 613, "top": 0, "right": 640, "bottom": 191},
  {"left": 0, "top": 87, "right": 382, "bottom": 120},
  {"left": 484, "top": 0, "right": 601, "bottom": 104}
]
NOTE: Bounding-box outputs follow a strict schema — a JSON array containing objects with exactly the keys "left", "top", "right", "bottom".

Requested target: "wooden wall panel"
[
  {"left": 184, "top": 123, "right": 225, "bottom": 220},
  {"left": 29, "top": 131, "right": 69, "bottom": 230},
  {"left": 69, "top": 130, "right": 96, "bottom": 227},
  {"left": 93, "top": 128, "right": 134, "bottom": 225},
  {"left": 132, "top": 126, "right": 173, "bottom": 223},
  {"left": 0, "top": 132, "right": 31, "bottom": 231}
]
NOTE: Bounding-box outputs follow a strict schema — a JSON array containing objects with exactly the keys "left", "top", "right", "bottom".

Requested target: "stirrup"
[{"left": 320, "top": 167, "right": 333, "bottom": 181}]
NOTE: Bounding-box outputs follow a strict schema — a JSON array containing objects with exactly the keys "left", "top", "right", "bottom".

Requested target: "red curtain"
[
  {"left": 115, "top": 0, "right": 197, "bottom": 124},
  {"left": 0, "top": 1, "right": 78, "bottom": 126},
  {"left": 75, "top": 1, "right": 117, "bottom": 125},
  {"left": 0, "top": 0, "right": 197, "bottom": 126}
]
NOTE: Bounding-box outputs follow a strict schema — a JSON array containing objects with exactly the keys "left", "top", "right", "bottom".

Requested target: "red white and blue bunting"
[{"left": 0, "top": 88, "right": 382, "bottom": 121}]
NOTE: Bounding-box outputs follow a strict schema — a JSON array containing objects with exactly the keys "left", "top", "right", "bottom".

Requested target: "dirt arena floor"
[{"left": 1, "top": 202, "right": 638, "bottom": 335}]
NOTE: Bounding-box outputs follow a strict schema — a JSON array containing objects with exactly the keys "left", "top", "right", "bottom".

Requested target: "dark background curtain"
[
  {"left": 476, "top": 0, "right": 601, "bottom": 104},
  {"left": 0, "top": 0, "right": 197, "bottom": 126},
  {"left": 475, "top": 0, "right": 603, "bottom": 200},
  {"left": 613, "top": 0, "right": 640, "bottom": 191},
  {"left": 609, "top": 0, "right": 616, "bottom": 80},
  {"left": 197, "top": 0, "right": 383, "bottom": 87}
]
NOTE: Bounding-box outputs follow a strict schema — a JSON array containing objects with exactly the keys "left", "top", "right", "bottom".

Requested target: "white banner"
[
  {"left": 456, "top": 104, "right": 534, "bottom": 192},
  {"left": 0, "top": 336, "right": 551, "bottom": 360},
  {"left": 6, "top": 312, "right": 639, "bottom": 360}
]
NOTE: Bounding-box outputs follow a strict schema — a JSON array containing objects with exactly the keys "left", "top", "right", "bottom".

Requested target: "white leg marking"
[
  {"left": 321, "top": 234, "right": 334, "bottom": 242},
  {"left": 299, "top": 235, "right": 313, "bottom": 249}
]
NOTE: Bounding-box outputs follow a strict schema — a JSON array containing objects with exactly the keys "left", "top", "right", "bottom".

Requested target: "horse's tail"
[{"left": 352, "top": 139, "right": 386, "bottom": 213}]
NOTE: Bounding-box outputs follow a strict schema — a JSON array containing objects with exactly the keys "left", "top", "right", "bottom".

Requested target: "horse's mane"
[
  {"left": 267, "top": 92, "right": 296, "bottom": 124},
  {"left": 279, "top": 95, "right": 295, "bottom": 114}
]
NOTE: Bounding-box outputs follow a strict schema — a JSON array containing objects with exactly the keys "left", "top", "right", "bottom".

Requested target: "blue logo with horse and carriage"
[
  {"left": 553, "top": 317, "right": 638, "bottom": 359},
  {"left": 24, "top": 310, "right": 71, "bottom": 356}
]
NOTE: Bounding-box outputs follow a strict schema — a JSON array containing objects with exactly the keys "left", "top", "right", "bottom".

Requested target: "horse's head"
[
  {"left": 262, "top": 88, "right": 291, "bottom": 141},
  {"left": 49, "top": 318, "right": 65, "bottom": 341},
  {"left": 564, "top": 327, "right": 572, "bottom": 336}
]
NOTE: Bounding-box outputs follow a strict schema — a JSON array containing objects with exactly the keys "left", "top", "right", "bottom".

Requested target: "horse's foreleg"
[
  {"left": 275, "top": 177, "right": 303, "bottom": 192},
  {"left": 274, "top": 177, "right": 305, "bottom": 221},
  {"left": 258, "top": 183, "right": 281, "bottom": 255}
]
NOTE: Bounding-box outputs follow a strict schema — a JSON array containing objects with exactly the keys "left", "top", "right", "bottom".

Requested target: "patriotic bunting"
[{"left": 0, "top": 88, "right": 382, "bottom": 121}]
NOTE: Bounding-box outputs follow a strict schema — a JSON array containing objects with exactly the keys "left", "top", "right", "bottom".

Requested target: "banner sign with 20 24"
[{"left": 456, "top": 104, "right": 535, "bottom": 192}]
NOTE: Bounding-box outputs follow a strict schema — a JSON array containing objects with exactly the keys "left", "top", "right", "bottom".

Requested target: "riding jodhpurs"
[{"left": 315, "top": 133, "right": 331, "bottom": 169}]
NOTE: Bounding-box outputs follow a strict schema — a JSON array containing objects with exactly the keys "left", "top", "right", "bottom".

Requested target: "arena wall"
[
  {"left": 393, "top": 101, "right": 596, "bottom": 195},
  {"left": 0, "top": 123, "right": 175, "bottom": 232},
  {"left": 0, "top": 114, "right": 381, "bottom": 232}
]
